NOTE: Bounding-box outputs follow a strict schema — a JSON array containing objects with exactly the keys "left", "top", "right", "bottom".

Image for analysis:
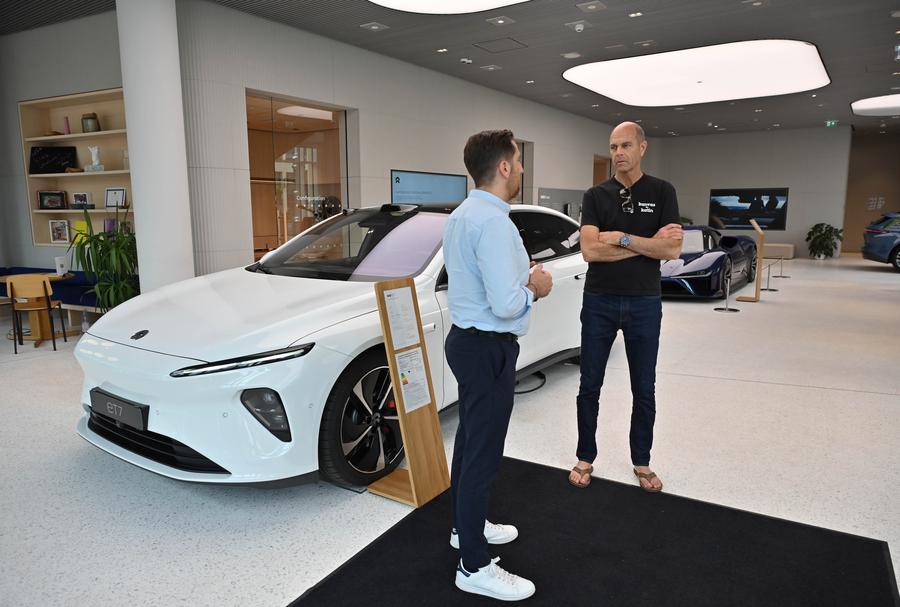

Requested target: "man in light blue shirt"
[{"left": 444, "top": 129, "right": 552, "bottom": 601}]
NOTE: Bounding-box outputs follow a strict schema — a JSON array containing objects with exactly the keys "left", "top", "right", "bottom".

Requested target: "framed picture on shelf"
[
  {"left": 38, "top": 190, "right": 67, "bottom": 210},
  {"left": 71, "top": 192, "right": 94, "bottom": 209},
  {"left": 49, "top": 219, "right": 70, "bottom": 244},
  {"left": 105, "top": 186, "right": 127, "bottom": 208}
]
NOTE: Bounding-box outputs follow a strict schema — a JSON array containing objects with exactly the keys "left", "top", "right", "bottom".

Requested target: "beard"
[{"left": 507, "top": 175, "right": 522, "bottom": 201}]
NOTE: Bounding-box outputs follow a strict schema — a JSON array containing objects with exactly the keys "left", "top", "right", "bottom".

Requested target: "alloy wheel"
[{"left": 339, "top": 365, "right": 404, "bottom": 474}]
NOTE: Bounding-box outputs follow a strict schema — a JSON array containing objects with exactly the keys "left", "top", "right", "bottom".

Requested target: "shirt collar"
[{"left": 469, "top": 189, "right": 510, "bottom": 214}]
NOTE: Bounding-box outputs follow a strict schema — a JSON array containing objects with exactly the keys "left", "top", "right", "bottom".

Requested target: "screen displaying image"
[
  {"left": 708, "top": 188, "right": 789, "bottom": 230},
  {"left": 391, "top": 170, "right": 468, "bottom": 204}
]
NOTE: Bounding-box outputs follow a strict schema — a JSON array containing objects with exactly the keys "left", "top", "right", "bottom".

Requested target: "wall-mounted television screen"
[
  {"left": 391, "top": 169, "right": 468, "bottom": 204},
  {"left": 708, "top": 188, "right": 789, "bottom": 230}
]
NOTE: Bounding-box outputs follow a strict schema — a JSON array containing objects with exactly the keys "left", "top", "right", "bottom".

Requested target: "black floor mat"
[{"left": 293, "top": 457, "right": 899, "bottom": 606}]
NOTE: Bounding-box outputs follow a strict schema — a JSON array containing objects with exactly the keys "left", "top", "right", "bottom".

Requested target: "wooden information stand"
[
  {"left": 367, "top": 277, "right": 450, "bottom": 507},
  {"left": 737, "top": 219, "right": 764, "bottom": 303}
]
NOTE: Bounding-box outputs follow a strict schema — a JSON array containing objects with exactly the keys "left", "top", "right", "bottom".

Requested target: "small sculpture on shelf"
[{"left": 85, "top": 145, "right": 104, "bottom": 172}]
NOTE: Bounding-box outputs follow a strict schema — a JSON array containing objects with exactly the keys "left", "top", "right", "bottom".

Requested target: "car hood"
[
  {"left": 660, "top": 252, "right": 722, "bottom": 277},
  {"left": 86, "top": 267, "right": 384, "bottom": 361}
]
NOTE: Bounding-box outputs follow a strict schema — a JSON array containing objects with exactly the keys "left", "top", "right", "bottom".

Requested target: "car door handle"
[
  {"left": 575, "top": 272, "right": 586, "bottom": 280},
  {"left": 423, "top": 323, "right": 437, "bottom": 333}
]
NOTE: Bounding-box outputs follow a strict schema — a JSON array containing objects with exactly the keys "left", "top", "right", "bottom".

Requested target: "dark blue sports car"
[{"left": 661, "top": 226, "right": 757, "bottom": 298}]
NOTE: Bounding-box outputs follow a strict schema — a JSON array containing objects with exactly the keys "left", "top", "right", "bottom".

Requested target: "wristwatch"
[{"left": 618, "top": 234, "right": 632, "bottom": 248}]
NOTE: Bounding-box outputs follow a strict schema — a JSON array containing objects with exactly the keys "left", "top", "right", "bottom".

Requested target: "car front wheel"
[
  {"left": 318, "top": 348, "right": 405, "bottom": 486},
  {"left": 891, "top": 246, "right": 900, "bottom": 273}
]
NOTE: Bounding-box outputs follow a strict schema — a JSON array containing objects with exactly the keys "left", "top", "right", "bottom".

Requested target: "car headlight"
[
  {"left": 169, "top": 343, "right": 314, "bottom": 378},
  {"left": 677, "top": 270, "right": 713, "bottom": 278}
]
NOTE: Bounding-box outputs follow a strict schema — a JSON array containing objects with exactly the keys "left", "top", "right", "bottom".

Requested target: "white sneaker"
[
  {"left": 455, "top": 557, "right": 536, "bottom": 601},
  {"left": 450, "top": 521, "right": 519, "bottom": 549}
]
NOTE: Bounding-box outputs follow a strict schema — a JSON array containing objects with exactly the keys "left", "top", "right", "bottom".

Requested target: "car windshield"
[
  {"left": 254, "top": 206, "right": 448, "bottom": 281},
  {"left": 681, "top": 230, "right": 705, "bottom": 255}
]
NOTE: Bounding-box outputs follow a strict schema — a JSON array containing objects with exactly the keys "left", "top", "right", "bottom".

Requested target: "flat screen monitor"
[
  {"left": 708, "top": 188, "right": 789, "bottom": 230},
  {"left": 391, "top": 170, "right": 468, "bottom": 204}
]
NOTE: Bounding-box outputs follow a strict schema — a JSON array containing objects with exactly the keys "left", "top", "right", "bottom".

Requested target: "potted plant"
[
  {"left": 69, "top": 207, "right": 139, "bottom": 314},
  {"left": 805, "top": 223, "right": 843, "bottom": 259}
]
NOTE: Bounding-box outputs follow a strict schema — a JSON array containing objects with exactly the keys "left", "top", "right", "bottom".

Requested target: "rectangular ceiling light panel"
[
  {"left": 563, "top": 40, "right": 829, "bottom": 107},
  {"left": 367, "top": 0, "right": 531, "bottom": 14}
]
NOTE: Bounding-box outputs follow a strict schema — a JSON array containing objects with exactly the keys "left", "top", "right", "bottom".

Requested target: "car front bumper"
[{"left": 74, "top": 333, "right": 350, "bottom": 483}]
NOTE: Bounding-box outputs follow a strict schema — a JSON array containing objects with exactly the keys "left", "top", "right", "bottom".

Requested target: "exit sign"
[{"left": 825, "top": 120, "right": 839, "bottom": 127}]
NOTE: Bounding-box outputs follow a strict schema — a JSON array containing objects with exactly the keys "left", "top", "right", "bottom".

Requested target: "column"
[{"left": 116, "top": 0, "right": 194, "bottom": 292}]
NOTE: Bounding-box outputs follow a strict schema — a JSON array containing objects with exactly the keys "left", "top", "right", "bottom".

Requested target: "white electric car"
[{"left": 75, "top": 203, "right": 586, "bottom": 486}]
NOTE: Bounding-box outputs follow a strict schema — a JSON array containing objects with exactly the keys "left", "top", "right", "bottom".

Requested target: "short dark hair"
[{"left": 463, "top": 129, "right": 516, "bottom": 187}]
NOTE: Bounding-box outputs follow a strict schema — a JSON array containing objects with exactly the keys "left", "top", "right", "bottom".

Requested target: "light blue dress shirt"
[{"left": 443, "top": 189, "right": 534, "bottom": 336}]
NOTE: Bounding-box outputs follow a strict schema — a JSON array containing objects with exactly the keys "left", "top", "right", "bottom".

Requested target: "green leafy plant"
[
  {"left": 68, "top": 208, "right": 139, "bottom": 313},
  {"left": 805, "top": 222, "right": 843, "bottom": 259}
]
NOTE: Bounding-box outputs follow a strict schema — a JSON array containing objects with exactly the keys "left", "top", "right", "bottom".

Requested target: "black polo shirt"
[{"left": 581, "top": 173, "right": 680, "bottom": 296}]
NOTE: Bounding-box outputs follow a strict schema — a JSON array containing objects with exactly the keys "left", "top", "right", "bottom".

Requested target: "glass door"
[{"left": 246, "top": 92, "right": 347, "bottom": 260}]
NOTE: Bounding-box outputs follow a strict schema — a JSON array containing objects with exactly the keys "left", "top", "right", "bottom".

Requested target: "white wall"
[
  {"left": 0, "top": 12, "right": 122, "bottom": 269},
  {"left": 656, "top": 126, "right": 852, "bottom": 256},
  {"left": 176, "top": 0, "right": 624, "bottom": 274}
]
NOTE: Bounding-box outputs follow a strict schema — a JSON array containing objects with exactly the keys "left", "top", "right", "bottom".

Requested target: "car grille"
[
  {"left": 88, "top": 410, "right": 229, "bottom": 474},
  {"left": 661, "top": 280, "right": 690, "bottom": 295}
]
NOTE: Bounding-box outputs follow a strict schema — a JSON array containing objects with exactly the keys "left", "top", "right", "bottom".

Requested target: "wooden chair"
[{"left": 6, "top": 275, "right": 67, "bottom": 353}]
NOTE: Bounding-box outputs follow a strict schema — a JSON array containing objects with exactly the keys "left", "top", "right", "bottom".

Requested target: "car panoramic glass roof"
[{"left": 255, "top": 207, "right": 448, "bottom": 281}]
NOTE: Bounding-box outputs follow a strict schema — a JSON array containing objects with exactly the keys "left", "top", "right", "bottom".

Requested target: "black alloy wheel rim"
[
  {"left": 340, "top": 365, "right": 404, "bottom": 474},
  {"left": 749, "top": 254, "right": 757, "bottom": 279}
]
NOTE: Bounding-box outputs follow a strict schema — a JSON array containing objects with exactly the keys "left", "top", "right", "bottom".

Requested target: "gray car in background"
[{"left": 862, "top": 212, "right": 900, "bottom": 272}]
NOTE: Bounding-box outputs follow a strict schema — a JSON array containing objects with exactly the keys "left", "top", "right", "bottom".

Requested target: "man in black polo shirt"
[{"left": 568, "top": 121, "right": 683, "bottom": 492}]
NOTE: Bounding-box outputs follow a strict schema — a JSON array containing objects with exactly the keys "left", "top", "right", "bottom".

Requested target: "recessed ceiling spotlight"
[
  {"left": 817, "top": 103, "right": 825, "bottom": 107},
  {"left": 881, "top": 130, "right": 888, "bottom": 134},
  {"left": 674, "top": 107, "right": 685, "bottom": 111},
  {"left": 851, "top": 93, "right": 900, "bottom": 116},
  {"left": 366, "top": 1, "right": 530, "bottom": 14},
  {"left": 810, "top": 94, "right": 817, "bottom": 97},
  {"left": 634, "top": 40, "right": 656, "bottom": 48},
  {"left": 565, "top": 20, "right": 592, "bottom": 32},
  {"left": 480, "top": 64, "right": 502, "bottom": 70},
  {"left": 635, "top": 119, "right": 642, "bottom": 123},
  {"left": 591, "top": 103, "right": 600, "bottom": 107},
  {"left": 525, "top": 79, "right": 535, "bottom": 84},
  {"left": 561, "top": 52, "right": 583, "bottom": 59},
  {"left": 628, "top": 12, "right": 643, "bottom": 18},
  {"left": 752, "top": 1, "right": 763, "bottom": 6},
  {"left": 576, "top": 1, "right": 607, "bottom": 12},
  {"left": 754, "top": 108, "right": 763, "bottom": 112},
  {"left": 563, "top": 40, "right": 830, "bottom": 106},
  {"left": 486, "top": 15, "right": 515, "bottom": 25},
  {"left": 436, "top": 48, "right": 448, "bottom": 53},
  {"left": 359, "top": 22, "right": 390, "bottom": 31},
  {"left": 605, "top": 44, "right": 626, "bottom": 50},
  {"left": 460, "top": 57, "right": 474, "bottom": 64},
  {"left": 773, "top": 123, "right": 781, "bottom": 127},
  {"left": 560, "top": 93, "right": 574, "bottom": 98}
]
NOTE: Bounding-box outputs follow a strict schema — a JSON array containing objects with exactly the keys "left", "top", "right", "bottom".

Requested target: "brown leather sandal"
[
  {"left": 633, "top": 468, "right": 663, "bottom": 493},
  {"left": 568, "top": 465, "right": 593, "bottom": 488}
]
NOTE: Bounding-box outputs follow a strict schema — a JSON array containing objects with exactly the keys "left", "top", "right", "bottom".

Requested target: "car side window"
[
  {"left": 436, "top": 267, "right": 448, "bottom": 291},
  {"left": 509, "top": 211, "right": 581, "bottom": 262}
]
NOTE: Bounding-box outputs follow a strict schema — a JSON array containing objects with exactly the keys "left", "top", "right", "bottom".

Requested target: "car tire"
[
  {"left": 747, "top": 250, "right": 757, "bottom": 282},
  {"left": 318, "top": 348, "right": 405, "bottom": 486},
  {"left": 891, "top": 246, "right": 900, "bottom": 273}
]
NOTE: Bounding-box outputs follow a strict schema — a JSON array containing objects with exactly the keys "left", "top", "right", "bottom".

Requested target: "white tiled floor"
[{"left": 1, "top": 254, "right": 898, "bottom": 606}]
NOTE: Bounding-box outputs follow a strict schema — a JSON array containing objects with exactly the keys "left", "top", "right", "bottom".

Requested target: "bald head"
[
  {"left": 611, "top": 121, "right": 645, "bottom": 143},
  {"left": 609, "top": 121, "right": 647, "bottom": 179}
]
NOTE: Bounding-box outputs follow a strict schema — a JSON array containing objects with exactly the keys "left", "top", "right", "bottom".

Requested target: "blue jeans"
[{"left": 576, "top": 292, "right": 662, "bottom": 467}]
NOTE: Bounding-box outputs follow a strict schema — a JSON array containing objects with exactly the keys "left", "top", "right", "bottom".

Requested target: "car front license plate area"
[{"left": 90, "top": 388, "right": 148, "bottom": 431}]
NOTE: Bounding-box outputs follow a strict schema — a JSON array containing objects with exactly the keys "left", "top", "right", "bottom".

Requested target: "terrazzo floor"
[{"left": 1, "top": 254, "right": 898, "bottom": 606}]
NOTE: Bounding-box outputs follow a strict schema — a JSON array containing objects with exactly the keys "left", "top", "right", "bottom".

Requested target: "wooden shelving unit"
[{"left": 18, "top": 88, "right": 134, "bottom": 247}]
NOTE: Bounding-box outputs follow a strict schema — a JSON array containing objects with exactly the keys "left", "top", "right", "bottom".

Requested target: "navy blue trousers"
[
  {"left": 446, "top": 325, "right": 519, "bottom": 572},
  {"left": 576, "top": 292, "right": 662, "bottom": 467}
]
